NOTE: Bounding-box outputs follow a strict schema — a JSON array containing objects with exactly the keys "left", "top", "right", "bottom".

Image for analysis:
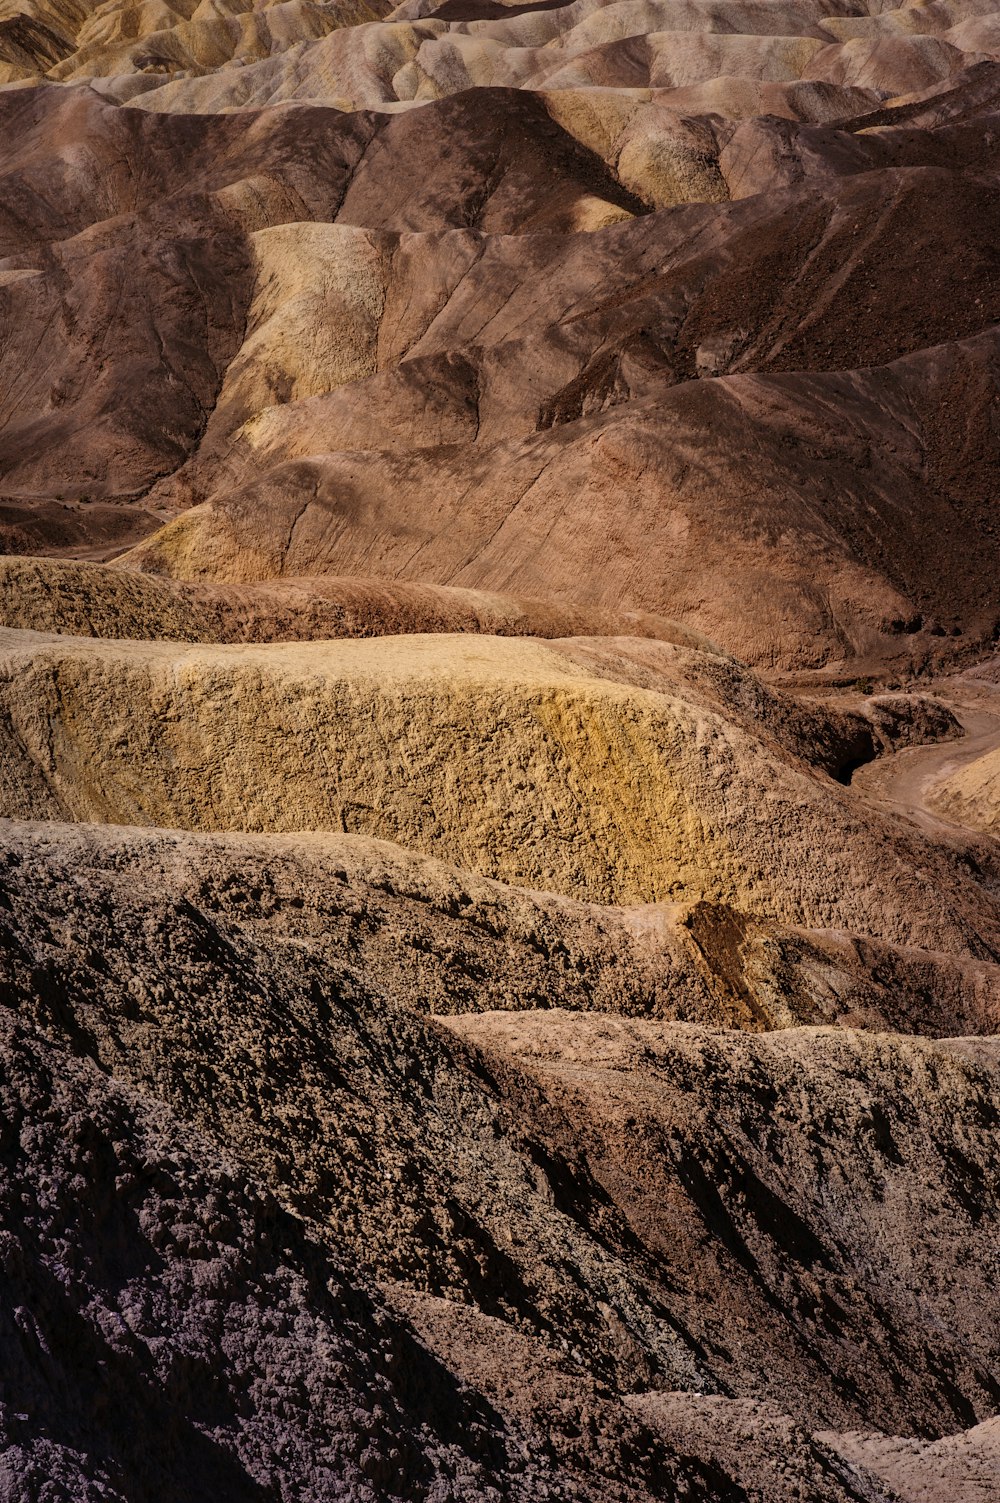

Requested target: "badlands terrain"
[{"left": 1, "top": 0, "right": 1000, "bottom": 1496}]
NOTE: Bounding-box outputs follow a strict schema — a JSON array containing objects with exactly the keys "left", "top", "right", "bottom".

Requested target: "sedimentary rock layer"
[
  {"left": 2, "top": 817, "right": 999, "bottom": 1492},
  {"left": 2, "top": 0, "right": 1000, "bottom": 1495},
  {"left": 0, "top": 52, "right": 998, "bottom": 667}
]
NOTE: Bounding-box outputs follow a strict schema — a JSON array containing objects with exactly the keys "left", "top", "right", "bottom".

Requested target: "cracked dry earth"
[{"left": 2, "top": 0, "right": 1000, "bottom": 1499}]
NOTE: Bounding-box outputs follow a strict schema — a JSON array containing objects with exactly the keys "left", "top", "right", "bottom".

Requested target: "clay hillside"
[{"left": 1, "top": 0, "right": 1000, "bottom": 1498}]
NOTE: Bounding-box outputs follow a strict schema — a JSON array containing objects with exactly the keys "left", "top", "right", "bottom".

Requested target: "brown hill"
[
  {"left": 0, "top": 68, "right": 998, "bottom": 664},
  {"left": 2, "top": 0, "right": 1000, "bottom": 1496}
]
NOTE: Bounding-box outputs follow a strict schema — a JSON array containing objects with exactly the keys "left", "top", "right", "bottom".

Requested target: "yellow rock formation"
[{"left": 0, "top": 625, "right": 988, "bottom": 957}]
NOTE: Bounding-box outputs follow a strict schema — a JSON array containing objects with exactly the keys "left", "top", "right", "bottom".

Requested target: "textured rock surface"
[
  {"left": 2, "top": 0, "right": 1000, "bottom": 1495},
  {"left": 0, "top": 50, "right": 998, "bottom": 665},
  {"left": 1, "top": 817, "right": 999, "bottom": 1472},
  {"left": 0, "top": 554, "right": 726, "bottom": 647},
  {"left": 926, "top": 735, "right": 1000, "bottom": 836},
  {"left": 0, "top": 1011, "right": 562, "bottom": 1503},
  {"left": 826, "top": 1419, "right": 1000, "bottom": 1502},
  {"left": 444, "top": 1011, "right": 1000, "bottom": 1434},
  {"left": 1, "top": 627, "right": 996, "bottom": 951},
  {"left": 0, "top": 1005, "right": 903, "bottom": 1503}
]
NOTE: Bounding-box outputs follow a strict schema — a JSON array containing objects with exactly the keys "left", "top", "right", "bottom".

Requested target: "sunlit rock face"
[{"left": 1, "top": 0, "right": 1000, "bottom": 1498}]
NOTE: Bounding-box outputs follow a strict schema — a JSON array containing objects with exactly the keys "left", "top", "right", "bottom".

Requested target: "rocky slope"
[
  {"left": 0, "top": 42, "right": 997, "bottom": 667},
  {"left": 1, "top": 0, "right": 1000, "bottom": 1497},
  {"left": 2, "top": 816, "right": 1000, "bottom": 1500}
]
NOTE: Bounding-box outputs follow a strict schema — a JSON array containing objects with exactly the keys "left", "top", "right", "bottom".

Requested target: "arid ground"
[{"left": 1, "top": 0, "right": 1000, "bottom": 1497}]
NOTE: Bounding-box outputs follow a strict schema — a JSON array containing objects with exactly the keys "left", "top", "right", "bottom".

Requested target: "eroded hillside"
[{"left": 1, "top": 0, "right": 1000, "bottom": 1498}]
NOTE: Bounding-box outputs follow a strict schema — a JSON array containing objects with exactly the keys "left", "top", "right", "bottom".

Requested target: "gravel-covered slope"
[{"left": 2, "top": 817, "right": 999, "bottom": 1461}]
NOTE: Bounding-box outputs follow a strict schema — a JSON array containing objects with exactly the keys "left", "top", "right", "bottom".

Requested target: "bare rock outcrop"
[{"left": 2, "top": 0, "right": 1000, "bottom": 1494}]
